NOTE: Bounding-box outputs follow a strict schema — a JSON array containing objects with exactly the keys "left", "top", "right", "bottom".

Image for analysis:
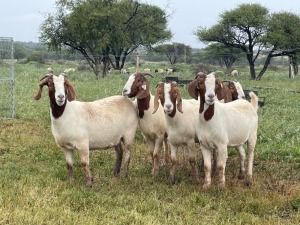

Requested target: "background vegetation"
[{"left": 0, "top": 61, "right": 300, "bottom": 224}]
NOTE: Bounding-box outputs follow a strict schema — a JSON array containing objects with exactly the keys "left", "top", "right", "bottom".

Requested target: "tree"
[
  {"left": 14, "top": 43, "right": 27, "bottom": 60},
  {"left": 257, "top": 12, "right": 300, "bottom": 80},
  {"left": 195, "top": 4, "right": 300, "bottom": 80},
  {"left": 153, "top": 43, "right": 191, "bottom": 64},
  {"left": 195, "top": 4, "right": 269, "bottom": 80},
  {"left": 40, "top": 0, "right": 171, "bottom": 79},
  {"left": 202, "top": 43, "right": 244, "bottom": 72}
]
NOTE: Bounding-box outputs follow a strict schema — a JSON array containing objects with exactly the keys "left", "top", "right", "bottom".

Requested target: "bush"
[{"left": 26, "top": 51, "right": 45, "bottom": 64}]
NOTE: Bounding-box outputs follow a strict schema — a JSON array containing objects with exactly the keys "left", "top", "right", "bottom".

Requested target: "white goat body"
[
  {"left": 51, "top": 96, "right": 137, "bottom": 150},
  {"left": 154, "top": 82, "right": 200, "bottom": 184},
  {"left": 34, "top": 74, "right": 138, "bottom": 186},
  {"left": 188, "top": 73, "right": 258, "bottom": 189},
  {"left": 122, "top": 73, "right": 168, "bottom": 176}
]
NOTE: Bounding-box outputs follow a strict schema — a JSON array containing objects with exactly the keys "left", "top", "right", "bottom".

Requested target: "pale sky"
[{"left": 1, "top": 0, "right": 300, "bottom": 48}]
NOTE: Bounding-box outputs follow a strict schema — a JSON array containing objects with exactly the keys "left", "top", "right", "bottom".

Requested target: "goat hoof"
[
  {"left": 202, "top": 183, "right": 210, "bottom": 190},
  {"left": 245, "top": 175, "right": 253, "bottom": 187},
  {"left": 168, "top": 176, "right": 176, "bottom": 185},
  {"left": 245, "top": 180, "right": 253, "bottom": 187},
  {"left": 113, "top": 170, "right": 120, "bottom": 177},
  {"left": 121, "top": 171, "right": 128, "bottom": 177},
  {"left": 151, "top": 168, "right": 159, "bottom": 176},
  {"left": 84, "top": 177, "right": 93, "bottom": 187},
  {"left": 237, "top": 173, "right": 244, "bottom": 180},
  {"left": 218, "top": 183, "right": 225, "bottom": 190}
]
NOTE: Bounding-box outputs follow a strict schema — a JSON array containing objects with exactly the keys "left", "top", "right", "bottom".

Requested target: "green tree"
[
  {"left": 202, "top": 43, "right": 244, "bottom": 72},
  {"left": 195, "top": 4, "right": 300, "bottom": 80},
  {"left": 195, "top": 4, "right": 269, "bottom": 80},
  {"left": 153, "top": 43, "right": 191, "bottom": 64},
  {"left": 14, "top": 43, "right": 27, "bottom": 60},
  {"left": 258, "top": 12, "right": 300, "bottom": 79},
  {"left": 40, "top": 0, "right": 171, "bottom": 79}
]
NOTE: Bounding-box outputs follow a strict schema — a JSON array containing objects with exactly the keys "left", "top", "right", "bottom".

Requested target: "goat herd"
[{"left": 34, "top": 71, "right": 258, "bottom": 190}]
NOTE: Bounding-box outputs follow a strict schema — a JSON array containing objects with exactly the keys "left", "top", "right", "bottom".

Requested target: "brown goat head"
[
  {"left": 34, "top": 74, "right": 76, "bottom": 102},
  {"left": 153, "top": 82, "right": 182, "bottom": 117}
]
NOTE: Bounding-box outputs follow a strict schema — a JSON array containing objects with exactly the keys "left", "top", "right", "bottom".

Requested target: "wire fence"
[{"left": 0, "top": 37, "right": 15, "bottom": 119}]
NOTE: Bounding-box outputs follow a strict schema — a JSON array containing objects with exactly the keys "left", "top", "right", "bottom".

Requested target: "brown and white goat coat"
[
  {"left": 188, "top": 73, "right": 258, "bottom": 189},
  {"left": 34, "top": 74, "right": 138, "bottom": 186},
  {"left": 122, "top": 73, "right": 168, "bottom": 176},
  {"left": 153, "top": 82, "right": 200, "bottom": 184}
]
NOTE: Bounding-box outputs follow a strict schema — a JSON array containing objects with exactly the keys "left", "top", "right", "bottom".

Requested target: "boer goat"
[
  {"left": 188, "top": 73, "right": 258, "bottom": 189},
  {"left": 34, "top": 74, "right": 138, "bottom": 186},
  {"left": 122, "top": 73, "right": 168, "bottom": 175},
  {"left": 153, "top": 81, "right": 200, "bottom": 184}
]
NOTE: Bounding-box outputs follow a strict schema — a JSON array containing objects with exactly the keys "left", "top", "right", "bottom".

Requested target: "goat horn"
[{"left": 142, "top": 73, "right": 154, "bottom": 77}]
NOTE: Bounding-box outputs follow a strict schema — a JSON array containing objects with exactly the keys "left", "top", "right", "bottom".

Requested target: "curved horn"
[{"left": 142, "top": 73, "right": 154, "bottom": 77}]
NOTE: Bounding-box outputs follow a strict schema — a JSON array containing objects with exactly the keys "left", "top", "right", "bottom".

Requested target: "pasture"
[{"left": 0, "top": 61, "right": 300, "bottom": 224}]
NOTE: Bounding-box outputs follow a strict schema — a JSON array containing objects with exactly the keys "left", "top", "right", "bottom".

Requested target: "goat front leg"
[
  {"left": 169, "top": 143, "right": 177, "bottom": 185},
  {"left": 216, "top": 145, "right": 228, "bottom": 190},
  {"left": 113, "top": 143, "right": 123, "bottom": 176},
  {"left": 152, "top": 138, "right": 163, "bottom": 176},
  {"left": 201, "top": 145, "right": 212, "bottom": 190},
  {"left": 235, "top": 145, "right": 246, "bottom": 179},
  {"left": 162, "top": 137, "right": 169, "bottom": 165},
  {"left": 77, "top": 144, "right": 92, "bottom": 187},
  {"left": 146, "top": 138, "right": 157, "bottom": 176},
  {"left": 64, "top": 148, "right": 74, "bottom": 185},
  {"left": 187, "top": 140, "right": 200, "bottom": 184}
]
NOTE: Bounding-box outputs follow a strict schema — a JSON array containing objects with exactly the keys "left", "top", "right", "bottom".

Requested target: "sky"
[{"left": 1, "top": 0, "right": 300, "bottom": 48}]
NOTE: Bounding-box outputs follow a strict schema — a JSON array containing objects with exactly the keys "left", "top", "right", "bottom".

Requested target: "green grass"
[{"left": 0, "top": 62, "right": 300, "bottom": 224}]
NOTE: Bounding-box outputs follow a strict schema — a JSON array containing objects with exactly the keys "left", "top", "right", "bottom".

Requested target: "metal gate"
[{"left": 0, "top": 37, "right": 15, "bottom": 119}]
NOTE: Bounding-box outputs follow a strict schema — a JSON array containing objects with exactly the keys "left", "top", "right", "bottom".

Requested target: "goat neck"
[{"left": 137, "top": 94, "right": 151, "bottom": 118}]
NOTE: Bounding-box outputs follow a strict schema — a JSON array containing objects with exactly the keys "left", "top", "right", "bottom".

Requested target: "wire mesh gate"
[{"left": 0, "top": 37, "right": 15, "bottom": 119}]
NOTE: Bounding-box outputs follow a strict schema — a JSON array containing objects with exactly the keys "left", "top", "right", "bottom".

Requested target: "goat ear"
[
  {"left": 176, "top": 89, "right": 183, "bottom": 113},
  {"left": 65, "top": 79, "right": 76, "bottom": 101},
  {"left": 136, "top": 79, "right": 149, "bottom": 99},
  {"left": 152, "top": 91, "right": 160, "bottom": 114},
  {"left": 187, "top": 79, "right": 199, "bottom": 100},
  {"left": 33, "top": 76, "right": 50, "bottom": 100}
]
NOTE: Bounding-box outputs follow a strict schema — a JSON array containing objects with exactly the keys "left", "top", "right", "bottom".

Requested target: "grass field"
[{"left": 0, "top": 61, "right": 300, "bottom": 224}]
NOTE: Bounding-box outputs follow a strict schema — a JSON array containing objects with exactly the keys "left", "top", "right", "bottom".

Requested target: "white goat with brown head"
[
  {"left": 188, "top": 73, "right": 258, "bottom": 189},
  {"left": 153, "top": 81, "right": 200, "bottom": 185},
  {"left": 34, "top": 74, "right": 138, "bottom": 186},
  {"left": 122, "top": 73, "right": 168, "bottom": 176}
]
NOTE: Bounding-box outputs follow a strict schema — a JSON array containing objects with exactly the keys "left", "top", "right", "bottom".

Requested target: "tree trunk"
[
  {"left": 120, "top": 52, "right": 128, "bottom": 69},
  {"left": 289, "top": 57, "right": 295, "bottom": 79},
  {"left": 256, "top": 54, "right": 273, "bottom": 80},
  {"left": 246, "top": 54, "right": 256, "bottom": 80}
]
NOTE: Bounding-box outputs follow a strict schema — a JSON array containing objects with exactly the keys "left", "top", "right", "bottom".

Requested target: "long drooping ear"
[
  {"left": 136, "top": 78, "right": 150, "bottom": 99},
  {"left": 153, "top": 90, "right": 160, "bottom": 114},
  {"left": 176, "top": 88, "right": 183, "bottom": 113},
  {"left": 65, "top": 79, "right": 76, "bottom": 101},
  {"left": 33, "top": 75, "right": 50, "bottom": 100},
  {"left": 216, "top": 78, "right": 223, "bottom": 88},
  {"left": 187, "top": 79, "right": 199, "bottom": 100}
]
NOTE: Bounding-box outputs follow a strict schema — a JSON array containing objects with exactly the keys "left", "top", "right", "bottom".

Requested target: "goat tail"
[{"left": 249, "top": 91, "right": 258, "bottom": 111}]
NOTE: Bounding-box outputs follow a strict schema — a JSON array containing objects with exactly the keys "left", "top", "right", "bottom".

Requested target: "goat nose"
[
  {"left": 165, "top": 104, "right": 171, "bottom": 109},
  {"left": 58, "top": 94, "right": 64, "bottom": 99},
  {"left": 208, "top": 94, "right": 215, "bottom": 99}
]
